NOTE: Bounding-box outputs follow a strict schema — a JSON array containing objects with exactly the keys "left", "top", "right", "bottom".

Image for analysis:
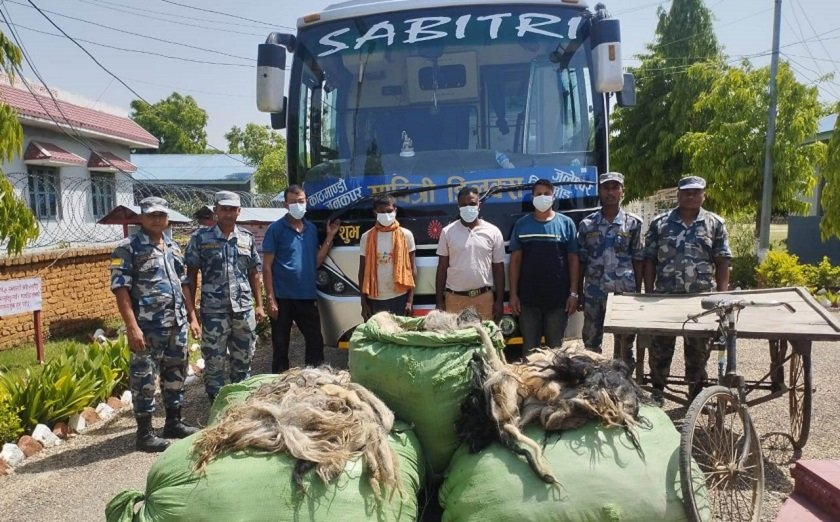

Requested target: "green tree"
[
  {"left": 225, "top": 123, "right": 286, "bottom": 194},
  {"left": 130, "top": 92, "right": 208, "bottom": 154},
  {"left": 0, "top": 31, "right": 39, "bottom": 254},
  {"left": 611, "top": 0, "right": 723, "bottom": 200},
  {"left": 678, "top": 62, "right": 824, "bottom": 224},
  {"left": 820, "top": 106, "right": 840, "bottom": 240}
]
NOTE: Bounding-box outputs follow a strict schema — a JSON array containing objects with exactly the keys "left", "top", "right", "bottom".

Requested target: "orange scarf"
[{"left": 362, "top": 221, "right": 415, "bottom": 298}]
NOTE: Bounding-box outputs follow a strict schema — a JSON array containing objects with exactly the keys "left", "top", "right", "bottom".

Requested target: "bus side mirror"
[
  {"left": 591, "top": 17, "right": 623, "bottom": 93},
  {"left": 257, "top": 35, "right": 290, "bottom": 113},
  {"left": 616, "top": 73, "right": 636, "bottom": 107}
]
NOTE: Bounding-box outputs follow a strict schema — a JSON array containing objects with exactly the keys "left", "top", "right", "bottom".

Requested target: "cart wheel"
[
  {"left": 680, "top": 385, "right": 764, "bottom": 522},
  {"left": 789, "top": 350, "right": 813, "bottom": 449}
]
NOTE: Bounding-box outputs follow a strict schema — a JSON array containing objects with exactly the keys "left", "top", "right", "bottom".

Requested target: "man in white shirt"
[
  {"left": 358, "top": 194, "right": 416, "bottom": 319},
  {"left": 435, "top": 186, "right": 505, "bottom": 322}
]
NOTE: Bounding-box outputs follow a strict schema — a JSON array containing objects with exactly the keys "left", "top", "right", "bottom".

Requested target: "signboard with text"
[{"left": 0, "top": 277, "right": 43, "bottom": 317}]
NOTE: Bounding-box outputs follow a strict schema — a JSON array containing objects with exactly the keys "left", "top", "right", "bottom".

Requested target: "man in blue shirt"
[
  {"left": 262, "top": 185, "right": 340, "bottom": 373},
  {"left": 509, "top": 179, "right": 580, "bottom": 352}
]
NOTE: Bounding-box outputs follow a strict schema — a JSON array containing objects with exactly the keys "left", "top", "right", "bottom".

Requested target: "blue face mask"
[{"left": 459, "top": 205, "right": 479, "bottom": 223}]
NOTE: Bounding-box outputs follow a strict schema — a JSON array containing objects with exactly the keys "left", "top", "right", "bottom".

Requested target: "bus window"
[
  {"left": 526, "top": 62, "right": 593, "bottom": 154},
  {"left": 482, "top": 66, "right": 530, "bottom": 153}
]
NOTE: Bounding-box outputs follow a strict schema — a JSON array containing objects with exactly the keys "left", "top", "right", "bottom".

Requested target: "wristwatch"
[{"left": 569, "top": 292, "right": 579, "bottom": 299}]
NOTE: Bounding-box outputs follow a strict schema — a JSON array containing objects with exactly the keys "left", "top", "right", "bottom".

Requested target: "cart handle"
[{"left": 687, "top": 298, "right": 796, "bottom": 323}]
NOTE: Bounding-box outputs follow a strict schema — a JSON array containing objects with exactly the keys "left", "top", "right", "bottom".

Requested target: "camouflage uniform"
[
  {"left": 578, "top": 208, "right": 644, "bottom": 362},
  {"left": 185, "top": 224, "right": 261, "bottom": 396},
  {"left": 110, "top": 230, "right": 189, "bottom": 415},
  {"left": 644, "top": 207, "right": 732, "bottom": 398}
]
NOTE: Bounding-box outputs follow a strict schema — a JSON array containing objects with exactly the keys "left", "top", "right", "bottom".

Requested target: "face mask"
[
  {"left": 376, "top": 211, "right": 396, "bottom": 227},
  {"left": 533, "top": 195, "right": 554, "bottom": 212},
  {"left": 288, "top": 202, "right": 306, "bottom": 220},
  {"left": 459, "top": 205, "right": 480, "bottom": 223}
]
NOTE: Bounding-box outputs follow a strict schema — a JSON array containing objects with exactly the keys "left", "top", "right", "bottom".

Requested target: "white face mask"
[
  {"left": 376, "top": 211, "right": 396, "bottom": 227},
  {"left": 459, "top": 205, "right": 480, "bottom": 223},
  {"left": 533, "top": 194, "right": 554, "bottom": 212},
  {"left": 288, "top": 202, "right": 306, "bottom": 220}
]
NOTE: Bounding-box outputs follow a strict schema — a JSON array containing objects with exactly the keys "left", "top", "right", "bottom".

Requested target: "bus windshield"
[{"left": 290, "top": 5, "right": 600, "bottom": 213}]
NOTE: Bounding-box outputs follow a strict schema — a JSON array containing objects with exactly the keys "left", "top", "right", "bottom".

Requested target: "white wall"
[{"left": 1, "top": 126, "right": 135, "bottom": 250}]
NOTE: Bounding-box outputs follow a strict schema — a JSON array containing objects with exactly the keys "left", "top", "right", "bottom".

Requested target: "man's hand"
[
  {"left": 127, "top": 324, "right": 146, "bottom": 353},
  {"left": 576, "top": 293, "right": 585, "bottom": 312},
  {"left": 189, "top": 318, "right": 201, "bottom": 340},
  {"left": 509, "top": 294, "right": 521, "bottom": 316},
  {"left": 493, "top": 301, "right": 503, "bottom": 323},
  {"left": 565, "top": 295, "right": 578, "bottom": 315},
  {"left": 326, "top": 219, "right": 341, "bottom": 238},
  {"left": 267, "top": 300, "right": 279, "bottom": 320},
  {"left": 405, "top": 300, "right": 413, "bottom": 317},
  {"left": 255, "top": 305, "right": 266, "bottom": 323}
]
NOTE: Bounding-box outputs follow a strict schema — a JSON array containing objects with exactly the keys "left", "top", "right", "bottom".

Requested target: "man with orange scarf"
[{"left": 358, "top": 194, "right": 416, "bottom": 319}]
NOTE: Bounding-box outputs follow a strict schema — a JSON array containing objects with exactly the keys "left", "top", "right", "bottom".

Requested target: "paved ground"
[{"left": 1, "top": 325, "right": 838, "bottom": 521}]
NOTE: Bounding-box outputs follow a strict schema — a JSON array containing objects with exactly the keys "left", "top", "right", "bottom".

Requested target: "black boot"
[
  {"left": 136, "top": 414, "right": 169, "bottom": 452},
  {"left": 162, "top": 406, "right": 200, "bottom": 438}
]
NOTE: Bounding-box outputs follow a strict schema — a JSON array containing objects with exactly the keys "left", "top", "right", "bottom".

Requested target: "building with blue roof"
[{"left": 131, "top": 154, "right": 255, "bottom": 193}]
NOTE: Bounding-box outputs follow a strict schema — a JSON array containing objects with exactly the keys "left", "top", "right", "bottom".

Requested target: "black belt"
[{"left": 446, "top": 286, "right": 492, "bottom": 298}]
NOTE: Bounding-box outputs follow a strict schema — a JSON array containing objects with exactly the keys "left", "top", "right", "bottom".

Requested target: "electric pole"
[{"left": 758, "top": 0, "right": 783, "bottom": 259}]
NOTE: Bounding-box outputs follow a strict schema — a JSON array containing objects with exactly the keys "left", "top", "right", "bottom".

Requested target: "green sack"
[
  {"left": 439, "top": 406, "right": 707, "bottom": 522},
  {"left": 349, "top": 315, "right": 504, "bottom": 476},
  {"left": 107, "top": 379, "right": 425, "bottom": 522},
  {"left": 206, "top": 374, "right": 278, "bottom": 424}
]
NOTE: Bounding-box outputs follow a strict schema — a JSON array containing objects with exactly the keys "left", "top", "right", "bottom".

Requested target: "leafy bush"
[
  {"left": 726, "top": 213, "right": 758, "bottom": 259},
  {"left": 0, "top": 394, "right": 23, "bottom": 443},
  {"left": 0, "top": 334, "right": 131, "bottom": 432},
  {"left": 730, "top": 255, "right": 758, "bottom": 289},
  {"left": 755, "top": 251, "right": 808, "bottom": 288},
  {"left": 722, "top": 212, "right": 758, "bottom": 289},
  {"left": 77, "top": 335, "right": 130, "bottom": 403},
  {"left": 0, "top": 362, "right": 99, "bottom": 432},
  {"left": 803, "top": 256, "right": 840, "bottom": 292}
]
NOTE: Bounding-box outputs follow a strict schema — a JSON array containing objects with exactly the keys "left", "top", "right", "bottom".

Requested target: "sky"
[{"left": 1, "top": 0, "right": 838, "bottom": 151}]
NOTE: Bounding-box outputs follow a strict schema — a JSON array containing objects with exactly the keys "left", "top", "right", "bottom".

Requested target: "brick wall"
[{"left": 0, "top": 247, "right": 119, "bottom": 351}]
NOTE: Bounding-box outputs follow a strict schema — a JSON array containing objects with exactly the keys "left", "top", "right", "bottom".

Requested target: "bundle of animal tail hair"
[
  {"left": 191, "top": 366, "right": 401, "bottom": 498},
  {"left": 461, "top": 326, "right": 650, "bottom": 485}
]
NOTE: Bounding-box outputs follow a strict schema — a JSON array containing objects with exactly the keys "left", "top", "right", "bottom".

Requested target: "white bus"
[{"left": 257, "top": 0, "right": 633, "bottom": 349}]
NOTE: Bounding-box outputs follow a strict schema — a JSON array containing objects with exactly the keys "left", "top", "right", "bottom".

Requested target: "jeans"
[
  {"left": 270, "top": 298, "right": 324, "bottom": 373},
  {"left": 519, "top": 304, "right": 568, "bottom": 351}
]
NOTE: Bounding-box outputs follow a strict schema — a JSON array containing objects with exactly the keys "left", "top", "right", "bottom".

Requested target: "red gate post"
[{"left": 33, "top": 309, "right": 44, "bottom": 364}]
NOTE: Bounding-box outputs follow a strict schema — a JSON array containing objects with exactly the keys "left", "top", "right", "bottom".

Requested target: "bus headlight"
[
  {"left": 316, "top": 269, "right": 330, "bottom": 287},
  {"left": 315, "top": 266, "right": 358, "bottom": 297},
  {"left": 498, "top": 315, "right": 517, "bottom": 336}
]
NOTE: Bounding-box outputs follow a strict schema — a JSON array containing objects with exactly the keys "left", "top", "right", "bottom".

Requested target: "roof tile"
[
  {"left": 0, "top": 83, "right": 158, "bottom": 148},
  {"left": 24, "top": 140, "right": 86, "bottom": 165},
  {"left": 88, "top": 151, "right": 137, "bottom": 173}
]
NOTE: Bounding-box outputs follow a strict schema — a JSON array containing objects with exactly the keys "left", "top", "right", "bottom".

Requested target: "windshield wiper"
[
  {"left": 479, "top": 180, "right": 596, "bottom": 202},
  {"left": 328, "top": 182, "right": 461, "bottom": 221}
]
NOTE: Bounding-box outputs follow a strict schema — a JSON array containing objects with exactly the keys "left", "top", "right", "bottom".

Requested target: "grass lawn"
[
  {"left": 770, "top": 223, "right": 787, "bottom": 248},
  {"left": 0, "top": 339, "right": 85, "bottom": 378},
  {"left": 0, "top": 325, "right": 204, "bottom": 380}
]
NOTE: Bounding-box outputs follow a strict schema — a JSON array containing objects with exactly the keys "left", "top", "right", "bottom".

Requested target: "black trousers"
[{"left": 270, "top": 298, "right": 324, "bottom": 373}]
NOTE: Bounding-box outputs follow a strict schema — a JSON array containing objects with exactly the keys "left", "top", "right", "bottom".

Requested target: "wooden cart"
[{"left": 604, "top": 288, "right": 840, "bottom": 521}]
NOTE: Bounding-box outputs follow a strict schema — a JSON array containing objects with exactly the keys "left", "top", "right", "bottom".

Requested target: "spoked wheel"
[
  {"left": 680, "top": 385, "right": 764, "bottom": 522},
  {"left": 789, "top": 350, "right": 813, "bottom": 449}
]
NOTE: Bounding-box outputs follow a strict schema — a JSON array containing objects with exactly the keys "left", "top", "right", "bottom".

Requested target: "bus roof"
[{"left": 298, "top": 0, "right": 590, "bottom": 28}]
